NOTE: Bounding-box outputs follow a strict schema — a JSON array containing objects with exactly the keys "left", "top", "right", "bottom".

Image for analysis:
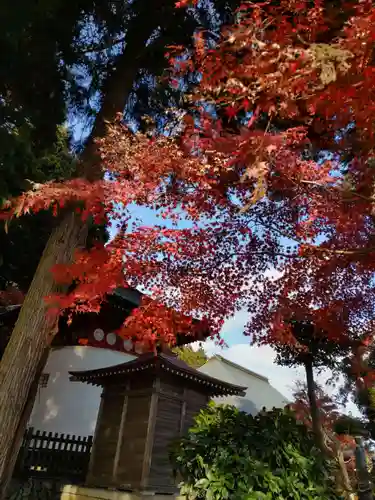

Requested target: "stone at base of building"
[{"left": 61, "top": 485, "right": 185, "bottom": 500}]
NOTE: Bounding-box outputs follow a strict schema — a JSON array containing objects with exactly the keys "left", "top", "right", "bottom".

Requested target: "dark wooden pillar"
[{"left": 112, "top": 380, "right": 130, "bottom": 482}]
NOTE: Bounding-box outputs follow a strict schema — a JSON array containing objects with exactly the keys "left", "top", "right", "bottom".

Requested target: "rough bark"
[
  {"left": 304, "top": 359, "right": 354, "bottom": 499},
  {"left": 0, "top": 212, "right": 87, "bottom": 490},
  {"left": 305, "top": 358, "right": 326, "bottom": 450},
  {"left": 0, "top": 5, "right": 169, "bottom": 493},
  {"left": 0, "top": 348, "right": 49, "bottom": 498}
]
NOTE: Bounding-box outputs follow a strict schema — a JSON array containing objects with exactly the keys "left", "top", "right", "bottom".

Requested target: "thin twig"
[
  {"left": 304, "top": 244, "right": 375, "bottom": 256},
  {"left": 301, "top": 179, "right": 375, "bottom": 203}
]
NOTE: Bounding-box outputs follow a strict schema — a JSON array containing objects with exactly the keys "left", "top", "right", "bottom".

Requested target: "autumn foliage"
[
  {"left": 2, "top": 1, "right": 375, "bottom": 367},
  {"left": 291, "top": 382, "right": 354, "bottom": 446}
]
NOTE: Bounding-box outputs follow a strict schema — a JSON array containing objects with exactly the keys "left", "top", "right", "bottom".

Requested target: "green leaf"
[
  {"left": 171, "top": 405, "right": 338, "bottom": 500},
  {"left": 195, "top": 478, "right": 209, "bottom": 488}
]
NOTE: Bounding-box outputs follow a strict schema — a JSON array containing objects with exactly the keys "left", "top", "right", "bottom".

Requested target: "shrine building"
[
  {"left": 0, "top": 287, "right": 208, "bottom": 436},
  {"left": 70, "top": 351, "right": 246, "bottom": 495}
]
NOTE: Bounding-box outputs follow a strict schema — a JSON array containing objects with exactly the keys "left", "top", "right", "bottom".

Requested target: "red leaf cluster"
[{"left": 2, "top": 1, "right": 375, "bottom": 358}]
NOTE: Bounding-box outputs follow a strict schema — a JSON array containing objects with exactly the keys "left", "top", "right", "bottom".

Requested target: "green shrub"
[{"left": 171, "top": 403, "right": 339, "bottom": 500}]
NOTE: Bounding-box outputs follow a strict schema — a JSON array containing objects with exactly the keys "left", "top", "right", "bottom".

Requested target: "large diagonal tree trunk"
[
  {"left": 0, "top": 5, "right": 171, "bottom": 493},
  {"left": 0, "top": 349, "right": 49, "bottom": 499}
]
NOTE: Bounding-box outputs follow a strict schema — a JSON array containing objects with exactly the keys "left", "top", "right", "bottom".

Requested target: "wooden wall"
[
  {"left": 183, "top": 388, "right": 208, "bottom": 435},
  {"left": 86, "top": 373, "right": 211, "bottom": 494},
  {"left": 116, "top": 393, "right": 152, "bottom": 488},
  {"left": 147, "top": 377, "right": 209, "bottom": 493},
  {"left": 86, "top": 385, "right": 126, "bottom": 486},
  {"left": 148, "top": 394, "right": 182, "bottom": 491}
]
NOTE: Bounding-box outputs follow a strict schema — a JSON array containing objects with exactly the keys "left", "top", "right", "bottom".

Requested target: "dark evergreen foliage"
[
  {"left": 171, "top": 403, "right": 339, "bottom": 499},
  {"left": 0, "top": 0, "right": 242, "bottom": 292}
]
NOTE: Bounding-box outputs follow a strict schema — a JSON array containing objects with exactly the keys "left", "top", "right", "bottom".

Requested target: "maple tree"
[
  {"left": 276, "top": 319, "right": 357, "bottom": 494},
  {"left": 24, "top": 0, "right": 373, "bottom": 355},
  {"left": 292, "top": 380, "right": 375, "bottom": 497},
  {"left": 274, "top": 319, "right": 353, "bottom": 444},
  {"left": 17, "top": 0, "right": 375, "bottom": 342},
  {"left": 291, "top": 380, "right": 341, "bottom": 432},
  {"left": 341, "top": 342, "right": 375, "bottom": 442},
  {"left": 3, "top": 0, "right": 375, "bottom": 494},
  {"left": 0, "top": 0, "right": 243, "bottom": 494}
]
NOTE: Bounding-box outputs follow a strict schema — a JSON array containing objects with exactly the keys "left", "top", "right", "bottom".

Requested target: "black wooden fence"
[{"left": 14, "top": 428, "right": 93, "bottom": 483}]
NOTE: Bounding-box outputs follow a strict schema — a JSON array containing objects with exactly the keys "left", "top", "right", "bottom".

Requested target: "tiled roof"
[{"left": 70, "top": 352, "right": 246, "bottom": 397}]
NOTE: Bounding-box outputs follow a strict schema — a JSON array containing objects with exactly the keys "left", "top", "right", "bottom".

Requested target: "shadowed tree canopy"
[
  {"left": 274, "top": 319, "right": 357, "bottom": 371},
  {"left": 0, "top": 0, "right": 243, "bottom": 294}
]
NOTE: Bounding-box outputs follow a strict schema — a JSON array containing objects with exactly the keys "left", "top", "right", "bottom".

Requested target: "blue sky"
[
  {"left": 107, "top": 202, "right": 359, "bottom": 413},
  {"left": 197, "top": 312, "right": 359, "bottom": 415},
  {"left": 70, "top": 84, "right": 357, "bottom": 417}
]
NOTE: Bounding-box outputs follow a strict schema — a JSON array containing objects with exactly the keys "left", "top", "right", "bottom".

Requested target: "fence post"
[
  {"left": 15, "top": 427, "right": 33, "bottom": 476},
  {"left": 11, "top": 429, "right": 93, "bottom": 483}
]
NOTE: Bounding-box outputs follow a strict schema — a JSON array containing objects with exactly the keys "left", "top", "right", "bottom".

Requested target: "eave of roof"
[{"left": 70, "top": 352, "right": 246, "bottom": 397}]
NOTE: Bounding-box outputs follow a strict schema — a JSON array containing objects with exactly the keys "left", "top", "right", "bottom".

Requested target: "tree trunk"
[
  {"left": 337, "top": 449, "right": 356, "bottom": 500},
  {"left": 0, "top": 212, "right": 87, "bottom": 489},
  {"left": 0, "top": 5, "right": 170, "bottom": 492},
  {"left": 304, "top": 359, "right": 354, "bottom": 499},
  {"left": 0, "top": 348, "right": 49, "bottom": 498},
  {"left": 304, "top": 358, "right": 325, "bottom": 450}
]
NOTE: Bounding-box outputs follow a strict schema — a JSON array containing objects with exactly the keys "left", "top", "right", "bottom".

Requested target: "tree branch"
[
  {"left": 79, "top": 35, "right": 127, "bottom": 55},
  {"left": 301, "top": 179, "right": 375, "bottom": 204},
  {"left": 305, "top": 244, "right": 375, "bottom": 256}
]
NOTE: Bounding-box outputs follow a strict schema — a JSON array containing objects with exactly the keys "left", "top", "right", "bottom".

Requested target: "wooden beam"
[
  {"left": 179, "top": 388, "right": 187, "bottom": 436},
  {"left": 140, "top": 378, "right": 160, "bottom": 490},
  {"left": 112, "top": 382, "right": 129, "bottom": 484},
  {"left": 85, "top": 388, "right": 105, "bottom": 486}
]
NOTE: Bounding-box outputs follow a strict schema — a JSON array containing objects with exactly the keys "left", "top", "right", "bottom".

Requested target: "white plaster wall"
[
  {"left": 198, "top": 357, "right": 289, "bottom": 415},
  {"left": 29, "top": 346, "right": 135, "bottom": 436}
]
